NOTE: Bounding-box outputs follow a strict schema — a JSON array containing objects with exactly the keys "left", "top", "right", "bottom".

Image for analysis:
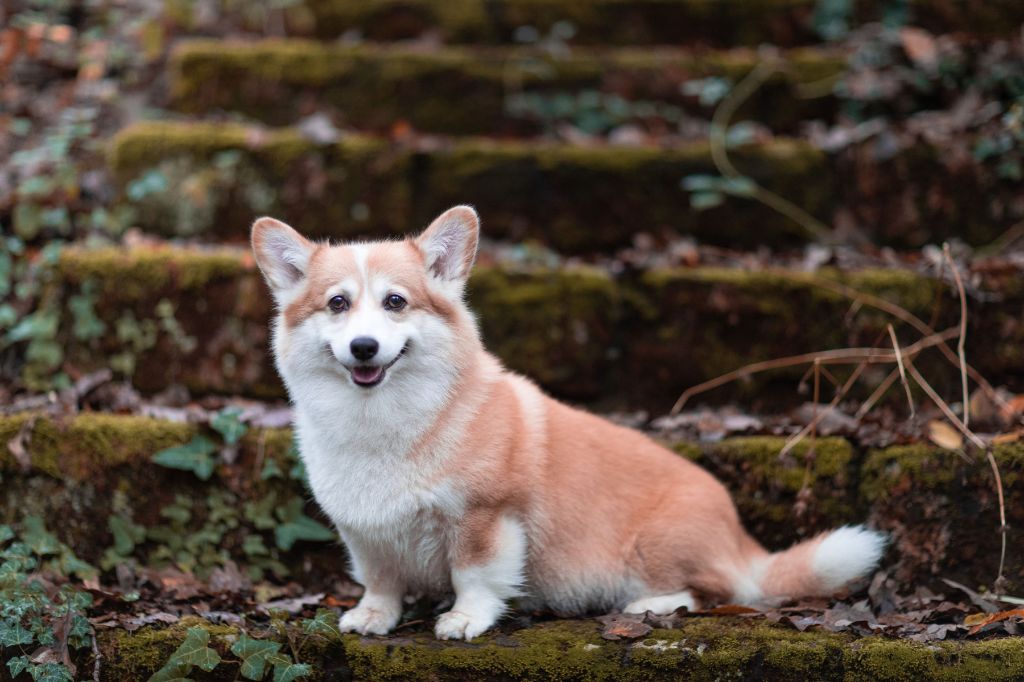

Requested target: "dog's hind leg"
[
  {"left": 435, "top": 514, "right": 527, "bottom": 640},
  {"left": 623, "top": 590, "right": 699, "bottom": 615}
]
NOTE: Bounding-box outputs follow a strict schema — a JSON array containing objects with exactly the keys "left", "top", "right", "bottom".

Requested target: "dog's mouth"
[{"left": 349, "top": 343, "right": 409, "bottom": 388}]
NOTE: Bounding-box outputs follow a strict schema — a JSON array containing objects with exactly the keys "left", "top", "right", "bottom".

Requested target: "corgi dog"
[{"left": 251, "top": 206, "right": 886, "bottom": 640}]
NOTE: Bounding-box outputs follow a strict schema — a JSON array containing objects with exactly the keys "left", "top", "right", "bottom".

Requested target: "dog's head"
[{"left": 252, "top": 206, "right": 480, "bottom": 393}]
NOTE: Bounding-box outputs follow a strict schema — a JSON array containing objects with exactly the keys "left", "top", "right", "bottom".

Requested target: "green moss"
[
  {"left": 170, "top": 39, "right": 843, "bottom": 131},
  {"left": 707, "top": 436, "right": 852, "bottom": 492},
  {"left": 89, "top": 613, "right": 1024, "bottom": 680},
  {"left": 108, "top": 121, "right": 828, "bottom": 251},
  {"left": 0, "top": 413, "right": 195, "bottom": 478},
  {"left": 98, "top": 616, "right": 241, "bottom": 681},
  {"left": 57, "top": 245, "right": 249, "bottom": 300}
]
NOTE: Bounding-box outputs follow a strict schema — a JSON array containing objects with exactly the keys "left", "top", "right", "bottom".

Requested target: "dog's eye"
[
  {"left": 384, "top": 294, "right": 407, "bottom": 311},
  {"left": 327, "top": 295, "right": 349, "bottom": 312}
]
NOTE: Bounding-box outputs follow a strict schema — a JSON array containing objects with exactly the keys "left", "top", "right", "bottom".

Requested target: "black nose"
[{"left": 350, "top": 337, "right": 379, "bottom": 361}]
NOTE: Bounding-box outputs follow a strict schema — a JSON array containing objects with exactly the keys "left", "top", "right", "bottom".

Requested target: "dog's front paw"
[
  {"left": 339, "top": 605, "right": 400, "bottom": 636},
  {"left": 434, "top": 610, "right": 495, "bottom": 640}
]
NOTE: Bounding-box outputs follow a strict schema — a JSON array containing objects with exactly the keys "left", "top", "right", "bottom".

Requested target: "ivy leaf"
[
  {"left": 230, "top": 634, "right": 282, "bottom": 681},
  {"left": 274, "top": 516, "right": 335, "bottom": 551},
  {"left": 210, "top": 408, "right": 247, "bottom": 445},
  {"left": 0, "top": 618, "right": 34, "bottom": 646},
  {"left": 274, "top": 499, "right": 335, "bottom": 551},
  {"left": 0, "top": 524, "right": 14, "bottom": 545},
  {"left": 28, "top": 662, "right": 73, "bottom": 682},
  {"left": 272, "top": 659, "right": 312, "bottom": 682},
  {"left": 7, "top": 656, "right": 31, "bottom": 678},
  {"left": 149, "top": 627, "right": 221, "bottom": 682},
  {"left": 260, "top": 457, "right": 284, "bottom": 480},
  {"left": 20, "top": 516, "right": 60, "bottom": 557},
  {"left": 108, "top": 514, "right": 147, "bottom": 556},
  {"left": 153, "top": 436, "right": 218, "bottom": 481},
  {"left": 302, "top": 609, "right": 341, "bottom": 641},
  {"left": 689, "top": 191, "right": 725, "bottom": 210}
]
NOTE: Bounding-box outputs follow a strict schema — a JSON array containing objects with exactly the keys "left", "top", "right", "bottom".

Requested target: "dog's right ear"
[{"left": 251, "top": 217, "right": 314, "bottom": 295}]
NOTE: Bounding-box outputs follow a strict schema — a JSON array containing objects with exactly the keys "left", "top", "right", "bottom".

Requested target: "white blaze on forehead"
[{"left": 351, "top": 243, "right": 372, "bottom": 304}]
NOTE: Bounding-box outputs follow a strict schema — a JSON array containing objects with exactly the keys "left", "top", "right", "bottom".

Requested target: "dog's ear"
[
  {"left": 415, "top": 205, "right": 479, "bottom": 282},
  {"left": 251, "top": 217, "right": 315, "bottom": 294}
]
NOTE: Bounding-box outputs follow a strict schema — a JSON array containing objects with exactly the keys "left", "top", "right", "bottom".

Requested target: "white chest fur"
[{"left": 293, "top": 399, "right": 465, "bottom": 592}]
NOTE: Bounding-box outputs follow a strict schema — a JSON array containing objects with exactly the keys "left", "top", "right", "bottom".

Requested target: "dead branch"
[
  {"left": 810, "top": 277, "right": 1009, "bottom": 415},
  {"left": 904, "top": 360, "right": 984, "bottom": 451},
  {"left": 943, "top": 244, "right": 970, "bottom": 428},
  {"left": 887, "top": 324, "right": 915, "bottom": 417},
  {"left": 986, "top": 450, "right": 1009, "bottom": 593},
  {"left": 670, "top": 327, "right": 959, "bottom": 414}
]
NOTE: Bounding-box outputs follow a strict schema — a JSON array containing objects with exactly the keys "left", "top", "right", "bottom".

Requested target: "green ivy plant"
[{"left": 1, "top": 518, "right": 96, "bottom": 682}]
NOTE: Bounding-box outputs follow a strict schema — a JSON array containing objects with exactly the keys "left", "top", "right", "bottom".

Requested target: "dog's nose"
[{"left": 350, "top": 337, "right": 379, "bottom": 361}]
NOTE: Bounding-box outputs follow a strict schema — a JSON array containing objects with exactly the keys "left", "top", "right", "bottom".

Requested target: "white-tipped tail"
[
  {"left": 735, "top": 524, "right": 887, "bottom": 605},
  {"left": 811, "top": 525, "right": 888, "bottom": 593}
]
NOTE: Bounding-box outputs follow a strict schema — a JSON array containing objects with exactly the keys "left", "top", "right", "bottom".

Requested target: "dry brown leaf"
[
  {"left": 597, "top": 614, "right": 652, "bottom": 640},
  {"left": 992, "top": 431, "right": 1022, "bottom": 445},
  {"left": 967, "top": 608, "right": 1024, "bottom": 635},
  {"left": 6, "top": 415, "right": 37, "bottom": 472},
  {"left": 900, "top": 27, "right": 939, "bottom": 69},
  {"left": 927, "top": 419, "right": 963, "bottom": 450}
]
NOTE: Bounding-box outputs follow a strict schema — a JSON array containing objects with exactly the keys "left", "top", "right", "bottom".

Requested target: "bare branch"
[
  {"left": 670, "top": 327, "right": 959, "bottom": 414},
  {"left": 986, "top": 450, "right": 1008, "bottom": 593},
  {"left": 943, "top": 243, "right": 971, "bottom": 429},
  {"left": 905, "top": 361, "right": 984, "bottom": 451},
  {"left": 887, "top": 324, "right": 915, "bottom": 417}
]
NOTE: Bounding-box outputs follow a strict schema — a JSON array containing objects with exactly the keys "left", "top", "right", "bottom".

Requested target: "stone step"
[
  {"left": 170, "top": 0, "right": 1024, "bottom": 47},
  {"left": 94, "top": 614, "right": 1024, "bottom": 681},
  {"left": 109, "top": 122, "right": 831, "bottom": 253},
  {"left": 18, "top": 243, "right": 1024, "bottom": 409},
  {"left": 109, "top": 122, "right": 1020, "bottom": 252},
  {"left": 170, "top": 40, "right": 842, "bottom": 133},
  {"left": 1, "top": 413, "right": 1019, "bottom": 591}
]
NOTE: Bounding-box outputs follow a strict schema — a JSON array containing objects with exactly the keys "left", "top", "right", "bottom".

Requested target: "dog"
[{"left": 251, "top": 206, "right": 886, "bottom": 640}]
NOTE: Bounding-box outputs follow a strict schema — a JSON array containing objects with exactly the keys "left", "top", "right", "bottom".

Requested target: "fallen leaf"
[
  {"left": 6, "top": 415, "right": 37, "bottom": 472},
  {"left": 967, "top": 608, "right": 1024, "bottom": 635},
  {"left": 927, "top": 420, "right": 963, "bottom": 450},
  {"left": 597, "top": 614, "right": 653, "bottom": 640},
  {"left": 900, "top": 27, "right": 939, "bottom": 69}
]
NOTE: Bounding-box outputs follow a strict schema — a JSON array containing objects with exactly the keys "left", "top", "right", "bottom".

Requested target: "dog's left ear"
[{"left": 415, "top": 205, "right": 479, "bottom": 282}]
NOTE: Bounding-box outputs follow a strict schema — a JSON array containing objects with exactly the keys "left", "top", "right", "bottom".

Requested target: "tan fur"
[{"left": 255, "top": 207, "right": 883, "bottom": 636}]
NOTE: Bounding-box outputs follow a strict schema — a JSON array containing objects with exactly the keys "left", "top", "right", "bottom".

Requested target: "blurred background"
[
  {"left": 2, "top": 0, "right": 1023, "bottom": 414},
  {"left": 2, "top": 3, "right": 1024, "bottom": 678}
]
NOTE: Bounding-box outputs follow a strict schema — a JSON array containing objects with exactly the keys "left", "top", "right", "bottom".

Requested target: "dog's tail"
[{"left": 732, "top": 525, "right": 887, "bottom": 605}]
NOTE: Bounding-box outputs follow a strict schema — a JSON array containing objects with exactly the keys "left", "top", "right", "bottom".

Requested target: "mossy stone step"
[
  {"left": 93, "top": 615, "right": 1024, "bottom": 681},
  {"left": 1, "top": 413, "right": 1020, "bottom": 590},
  {"left": 36, "top": 244, "right": 1024, "bottom": 408},
  {"left": 167, "top": 0, "right": 1024, "bottom": 47},
  {"left": 108, "top": 121, "right": 1023, "bottom": 251},
  {"left": 170, "top": 40, "right": 842, "bottom": 132},
  {"left": 109, "top": 122, "right": 830, "bottom": 253}
]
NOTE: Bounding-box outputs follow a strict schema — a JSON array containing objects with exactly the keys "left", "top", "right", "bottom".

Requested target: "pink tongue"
[{"left": 352, "top": 366, "right": 384, "bottom": 384}]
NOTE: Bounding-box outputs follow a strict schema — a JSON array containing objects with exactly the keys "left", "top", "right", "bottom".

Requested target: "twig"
[
  {"left": 781, "top": 359, "right": 869, "bottom": 458},
  {"left": 670, "top": 327, "right": 959, "bottom": 414},
  {"left": 91, "top": 631, "right": 101, "bottom": 682},
  {"left": 811, "top": 277, "right": 1009, "bottom": 415},
  {"left": 854, "top": 367, "right": 900, "bottom": 420},
  {"left": 986, "top": 450, "right": 1008, "bottom": 593},
  {"left": 904, "top": 360, "right": 984, "bottom": 451},
  {"left": 943, "top": 243, "right": 970, "bottom": 429},
  {"left": 709, "top": 56, "right": 831, "bottom": 240},
  {"left": 887, "top": 324, "right": 915, "bottom": 417}
]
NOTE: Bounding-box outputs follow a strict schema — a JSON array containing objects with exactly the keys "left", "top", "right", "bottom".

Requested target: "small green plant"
[
  {"left": 126, "top": 410, "right": 334, "bottom": 579},
  {"left": 1, "top": 518, "right": 96, "bottom": 682}
]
